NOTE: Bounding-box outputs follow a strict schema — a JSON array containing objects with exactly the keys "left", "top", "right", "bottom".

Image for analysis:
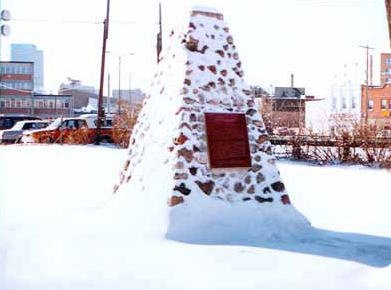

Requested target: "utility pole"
[
  {"left": 385, "top": 0, "right": 391, "bottom": 47},
  {"left": 96, "top": 0, "right": 110, "bottom": 144},
  {"left": 129, "top": 72, "right": 132, "bottom": 103},
  {"left": 156, "top": 2, "right": 162, "bottom": 64},
  {"left": 359, "top": 45, "right": 374, "bottom": 125},
  {"left": 107, "top": 73, "right": 110, "bottom": 114},
  {"left": 118, "top": 55, "right": 121, "bottom": 115}
]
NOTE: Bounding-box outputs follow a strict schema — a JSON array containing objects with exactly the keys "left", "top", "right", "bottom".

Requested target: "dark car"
[{"left": 0, "top": 115, "right": 41, "bottom": 130}]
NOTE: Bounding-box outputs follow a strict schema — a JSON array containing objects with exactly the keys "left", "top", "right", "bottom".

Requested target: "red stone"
[
  {"left": 195, "top": 180, "right": 215, "bottom": 195},
  {"left": 177, "top": 148, "right": 194, "bottom": 163},
  {"left": 186, "top": 37, "right": 199, "bottom": 51},
  {"left": 124, "top": 160, "right": 130, "bottom": 171},
  {"left": 174, "top": 133, "right": 189, "bottom": 145},
  {"left": 256, "top": 135, "right": 269, "bottom": 144},
  {"left": 168, "top": 196, "right": 184, "bottom": 207},
  {"left": 207, "top": 65, "right": 217, "bottom": 74},
  {"left": 215, "top": 50, "right": 225, "bottom": 57},
  {"left": 281, "top": 194, "right": 291, "bottom": 205}
]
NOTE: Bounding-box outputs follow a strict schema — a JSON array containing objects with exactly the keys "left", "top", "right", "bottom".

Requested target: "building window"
[
  {"left": 352, "top": 97, "right": 356, "bottom": 109},
  {"left": 64, "top": 102, "right": 70, "bottom": 109},
  {"left": 332, "top": 97, "right": 337, "bottom": 110},
  {"left": 382, "top": 99, "right": 387, "bottom": 110},
  {"left": 16, "top": 100, "right": 21, "bottom": 108},
  {"left": 0, "top": 100, "right": 4, "bottom": 107},
  {"left": 368, "top": 99, "right": 373, "bottom": 110},
  {"left": 342, "top": 97, "right": 347, "bottom": 109},
  {"left": 387, "top": 59, "right": 391, "bottom": 65}
]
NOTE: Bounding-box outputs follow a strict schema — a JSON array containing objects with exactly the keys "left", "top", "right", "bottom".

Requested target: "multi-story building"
[
  {"left": 0, "top": 61, "right": 72, "bottom": 118},
  {"left": 255, "top": 87, "right": 308, "bottom": 131},
  {"left": 329, "top": 63, "right": 362, "bottom": 119},
  {"left": 11, "top": 43, "right": 44, "bottom": 91},
  {"left": 380, "top": 53, "right": 391, "bottom": 86},
  {"left": 361, "top": 84, "right": 391, "bottom": 127},
  {"left": 59, "top": 79, "right": 117, "bottom": 113},
  {"left": 360, "top": 53, "right": 391, "bottom": 128},
  {"left": 32, "top": 94, "right": 73, "bottom": 118},
  {"left": 0, "top": 61, "right": 34, "bottom": 115}
]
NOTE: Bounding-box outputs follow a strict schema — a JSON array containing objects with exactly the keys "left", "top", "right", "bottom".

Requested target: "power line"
[
  {"left": 282, "top": 0, "right": 383, "bottom": 6},
  {"left": 11, "top": 18, "right": 158, "bottom": 26}
]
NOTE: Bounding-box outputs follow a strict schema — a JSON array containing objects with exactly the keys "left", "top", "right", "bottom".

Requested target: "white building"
[
  {"left": 10, "top": 43, "right": 44, "bottom": 92},
  {"left": 329, "top": 63, "right": 362, "bottom": 118}
]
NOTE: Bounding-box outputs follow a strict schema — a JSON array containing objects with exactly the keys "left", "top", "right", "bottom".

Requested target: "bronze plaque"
[{"left": 205, "top": 113, "right": 251, "bottom": 168}]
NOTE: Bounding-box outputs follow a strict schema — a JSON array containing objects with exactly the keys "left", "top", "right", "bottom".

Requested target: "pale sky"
[{"left": 1, "top": 0, "right": 389, "bottom": 101}]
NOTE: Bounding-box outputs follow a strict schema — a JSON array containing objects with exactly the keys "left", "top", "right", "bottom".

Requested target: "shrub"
[{"left": 112, "top": 99, "right": 141, "bottom": 148}]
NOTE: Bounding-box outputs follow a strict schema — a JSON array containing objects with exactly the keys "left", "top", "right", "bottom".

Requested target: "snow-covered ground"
[{"left": 1, "top": 145, "right": 391, "bottom": 290}]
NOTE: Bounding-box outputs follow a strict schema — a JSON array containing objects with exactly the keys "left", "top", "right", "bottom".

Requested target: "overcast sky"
[{"left": 1, "top": 0, "right": 389, "bottom": 100}]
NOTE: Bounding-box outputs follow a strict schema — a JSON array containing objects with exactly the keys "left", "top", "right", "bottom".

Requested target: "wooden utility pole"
[
  {"left": 156, "top": 3, "right": 162, "bottom": 64},
  {"left": 96, "top": 0, "right": 110, "bottom": 144},
  {"left": 118, "top": 55, "right": 121, "bottom": 115},
  {"left": 386, "top": 0, "right": 391, "bottom": 47},
  {"left": 359, "top": 45, "right": 374, "bottom": 124},
  {"left": 107, "top": 73, "right": 110, "bottom": 114}
]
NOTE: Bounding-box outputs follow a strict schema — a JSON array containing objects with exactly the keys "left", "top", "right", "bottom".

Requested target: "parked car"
[
  {"left": 0, "top": 120, "right": 50, "bottom": 144},
  {"left": 0, "top": 114, "right": 41, "bottom": 130},
  {"left": 21, "top": 114, "right": 115, "bottom": 144}
]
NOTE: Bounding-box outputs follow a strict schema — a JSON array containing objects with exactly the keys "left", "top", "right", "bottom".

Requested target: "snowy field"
[{"left": 1, "top": 144, "right": 391, "bottom": 290}]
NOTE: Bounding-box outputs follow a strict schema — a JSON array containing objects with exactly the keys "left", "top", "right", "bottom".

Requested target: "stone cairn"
[{"left": 114, "top": 7, "right": 293, "bottom": 210}]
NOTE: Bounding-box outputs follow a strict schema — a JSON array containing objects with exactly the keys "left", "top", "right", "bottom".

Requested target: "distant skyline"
[{"left": 1, "top": 0, "right": 389, "bottom": 102}]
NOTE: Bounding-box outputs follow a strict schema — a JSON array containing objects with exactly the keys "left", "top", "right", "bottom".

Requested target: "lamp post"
[{"left": 107, "top": 51, "right": 134, "bottom": 115}]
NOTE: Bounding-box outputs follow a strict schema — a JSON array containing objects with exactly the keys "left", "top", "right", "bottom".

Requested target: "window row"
[
  {"left": 0, "top": 66, "right": 32, "bottom": 75},
  {"left": 0, "top": 98, "right": 70, "bottom": 109},
  {"left": 1, "top": 82, "right": 33, "bottom": 90},
  {"left": 331, "top": 97, "right": 357, "bottom": 110},
  {"left": 368, "top": 99, "right": 391, "bottom": 110}
]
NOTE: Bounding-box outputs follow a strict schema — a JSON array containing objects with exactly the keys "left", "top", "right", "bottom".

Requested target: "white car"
[{"left": 0, "top": 120, "right": 50, "bottom": 144}]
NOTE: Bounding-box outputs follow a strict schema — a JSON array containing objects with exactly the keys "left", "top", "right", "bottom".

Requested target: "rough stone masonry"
[{"left": 114, "top": 6, "right": 294, "bottom": 210}]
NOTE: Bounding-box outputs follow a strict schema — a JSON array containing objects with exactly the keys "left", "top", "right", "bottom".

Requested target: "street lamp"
[{"left": 107, "top": 51, "right": 134, "bottom": 115}]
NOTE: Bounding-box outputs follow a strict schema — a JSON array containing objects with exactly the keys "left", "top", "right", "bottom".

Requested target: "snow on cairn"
[{"left": 113, "top": 6, "right": 310, "bottom": 241}]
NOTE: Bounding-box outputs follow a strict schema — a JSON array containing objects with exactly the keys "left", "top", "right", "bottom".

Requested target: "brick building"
[
  {"left": 0, "top": 61, "right": 34, "bottom": 115},
  {"left": 380, "top": 53, "right": 391, "bottom": 86},
  {"left": 361, "top": 84, "right": 391, "bottom": 127},
  {"left": 360, "top": 53, "right": 391, "bottom": 128},
  {"left": 254, "top": 87, "right": 307, "bottom": 131},
  {"left": 0, "top": 61, "right": 73, "bottom": 118}
]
